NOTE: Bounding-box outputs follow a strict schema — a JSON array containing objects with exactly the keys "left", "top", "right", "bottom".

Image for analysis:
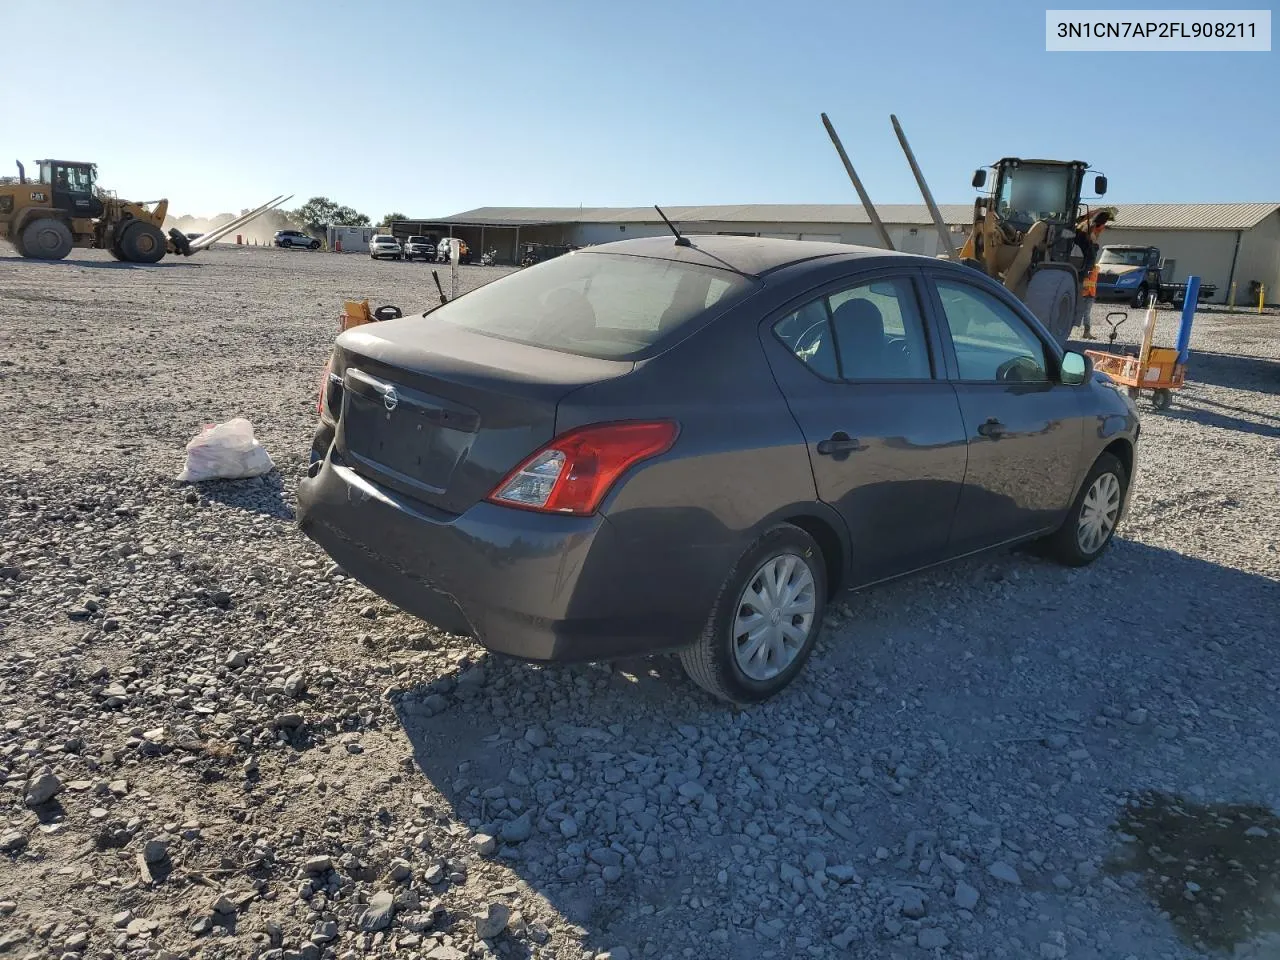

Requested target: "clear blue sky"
[{"left": 8, "top": 1, "right": 1276, "bottom": 219}]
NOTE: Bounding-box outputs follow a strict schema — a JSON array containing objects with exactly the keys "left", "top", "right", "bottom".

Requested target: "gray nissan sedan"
[{"left": 298, "top": 235, "right": 1140, "bottom": 703}]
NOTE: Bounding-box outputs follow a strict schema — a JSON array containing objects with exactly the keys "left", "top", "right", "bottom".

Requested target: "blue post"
[{"left": 1175, "top": 276, "right": 1200, "bottom": 365}]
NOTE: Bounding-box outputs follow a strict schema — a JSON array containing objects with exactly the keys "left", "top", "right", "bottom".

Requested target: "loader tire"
[
  {"left": 119, "top": 221, "right": 167, "bottom": 264},
  {"left": 20, "top": 218, "right": 73, "bottom": 260},
  {"left": 1024, "top": 268, "right": 1076, "bottom": 347}
]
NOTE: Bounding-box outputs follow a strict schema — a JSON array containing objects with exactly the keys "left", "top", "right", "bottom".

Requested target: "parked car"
[
  {"left": 1095, "top": 245, "right": 1218, "bottom": 308},
  {"left": 369, "top": 235, "right": 403, "bottom": 260},
  {"left": 299, "top": 236, "right": 1140, "bottom": 703},
  {"left": 274, "top": 229, "right": 321, "bottom": 250},
  {"left": 403, "top": 236, "right": 436, "bottom": 261}
]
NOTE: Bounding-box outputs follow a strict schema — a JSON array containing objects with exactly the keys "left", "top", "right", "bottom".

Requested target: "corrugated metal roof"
[
  {"left": 1093, "top": 203, "right": 1279, "bottom": 230},
  {"left": 428, "top": 202, "right": 1279, "bottom": 231}
]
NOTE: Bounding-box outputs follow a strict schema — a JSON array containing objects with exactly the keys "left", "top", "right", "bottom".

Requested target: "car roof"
[{"left": 577, "top": 234, "right": 902, "bottom": 278}]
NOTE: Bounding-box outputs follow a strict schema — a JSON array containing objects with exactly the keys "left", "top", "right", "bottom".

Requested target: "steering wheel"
[
  {"left": 995, "top": 355, "right": 1043, "bottom": 382},
  {"left": 794, "top": 320, "right": 828, "bottom": 358}
]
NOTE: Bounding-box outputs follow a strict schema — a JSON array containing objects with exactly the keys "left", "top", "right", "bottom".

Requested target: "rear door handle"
[
  {"left": 817, "top": 432, "right": 864, "bottom": 455},
  {"left": 977, "top": 418, "right": 1006, "bottom": 438}
]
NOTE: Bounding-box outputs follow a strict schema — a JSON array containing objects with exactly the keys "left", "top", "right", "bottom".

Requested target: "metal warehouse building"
[{"left": 394, "top": 202, "right": 1280, "bottom": 304}]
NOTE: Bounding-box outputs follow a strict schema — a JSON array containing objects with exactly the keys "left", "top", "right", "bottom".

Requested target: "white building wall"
[
  {"left": 1233, "top": 211, "right": 1280, "bottom": 306},
  {"left": 566, "top": 218, "right": 1268, "bottom": 304},
  {"left": 326, "top": 225, "right": 375, "bottom": 253},
  {"left": 570, "top": 220, "right": 961, "bottom": 252}
]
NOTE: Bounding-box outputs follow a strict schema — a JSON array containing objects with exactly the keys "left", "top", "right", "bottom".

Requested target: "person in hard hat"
[
  {"left": 1074, "top": 208, "right": 1115, "bottom": 339},
  {"left": 1075, "top": 208, "right": 1114, "bottom": 277}
]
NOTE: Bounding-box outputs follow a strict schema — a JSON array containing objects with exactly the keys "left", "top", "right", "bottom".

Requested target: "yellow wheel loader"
[
  {"left": 960, "top": 158, "right": 1115, "bottom": 341},
  {"left": 1, "top": 159, "right": 290, "bottom": 264},
  {"left": 821, "top": 114, "right": 1114, "bottom": 345}
]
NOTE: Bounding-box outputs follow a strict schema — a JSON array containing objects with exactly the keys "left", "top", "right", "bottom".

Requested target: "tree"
[
  {"left": 334, "top": 206, "right": 370, "bottom": 227},
  {"left": 291, "top": 196, "right": 370, "bottom": 230},
  {"left": 381, "top": 212, "right": 408, "bottom": 228}
]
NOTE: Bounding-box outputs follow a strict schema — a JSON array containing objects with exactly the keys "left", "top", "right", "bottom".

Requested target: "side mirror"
[
  {"left": 971, "top": 169, "right": 987, "bottom": 189},
  {"left": 1094, "top": 175, "right": 1108, "bottom": 196},
  {"left": 1060, "top": 350, "right": 1087, "bottom": 385}
]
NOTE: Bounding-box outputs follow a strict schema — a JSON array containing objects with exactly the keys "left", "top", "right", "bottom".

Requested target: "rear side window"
[
  {"left": 774, "top": 275, "right": 933, "bottom": 381},
  {"left": 428, "top": 252, "right": 753, "bottom": 360}
]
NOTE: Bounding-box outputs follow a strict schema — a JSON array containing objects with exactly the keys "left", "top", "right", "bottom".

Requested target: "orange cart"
[{"left": 1085, "top": 310, "right": 1186, "bottom": 411}]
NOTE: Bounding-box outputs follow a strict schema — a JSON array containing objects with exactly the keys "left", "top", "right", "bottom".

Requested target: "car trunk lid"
[{"left": 332, "top": 315, "right": 630, "bottom": 515}]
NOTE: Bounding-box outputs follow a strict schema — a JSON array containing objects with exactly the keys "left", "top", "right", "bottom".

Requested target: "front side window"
[
  {"left": 48, "top": 164, "right": 93, "bottom": 193},
  {"left": 935, "top": 280, "right": 1049, "bottom": 383},
  {"left": 774, "top": 276, "right": 932, "bottom": 381}
]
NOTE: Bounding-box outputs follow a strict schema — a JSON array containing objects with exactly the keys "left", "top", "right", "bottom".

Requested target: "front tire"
[
  {"left": 1130, "top": 284, "right": 1149, "bottom": 309},
  {"left": 20, "top": 218, "right": 74, "bottom": 260},
  {"left": 1041, "top": 453, "right": 1127, "bottom": 567},
  {"left": 1024, "top": 269, "right": 1077, "bottom": 347},
  {"left": 679, "top": 524, "right": 827, "bottom": 704},
  {"left": 118, "top": 221, "right": 166, "bottom": 263},
  {"left": 309, "top": 241, "right": 320, "bottom": 250}
]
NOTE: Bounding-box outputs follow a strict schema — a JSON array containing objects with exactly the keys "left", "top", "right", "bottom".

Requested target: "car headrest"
[{"left": 831, "top": 298, "right": 885, "bottom": 348}]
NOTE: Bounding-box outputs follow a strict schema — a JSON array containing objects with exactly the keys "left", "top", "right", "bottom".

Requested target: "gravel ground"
[{"left": 1, "top": 245, "right": 1279, "bottom": 960}]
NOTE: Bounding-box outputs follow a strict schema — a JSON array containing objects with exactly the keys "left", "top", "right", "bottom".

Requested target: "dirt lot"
[{"left": 2, "top": 245, "right": 1279, "bottom": 960}]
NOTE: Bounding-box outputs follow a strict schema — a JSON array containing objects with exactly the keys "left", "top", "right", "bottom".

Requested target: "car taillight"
[{"left": 486, "top": 421, "right": 679, "bottom": 516}]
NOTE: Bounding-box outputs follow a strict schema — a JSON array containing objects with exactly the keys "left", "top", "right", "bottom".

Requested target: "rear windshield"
[{"left": 428, "top": 251, "right": 754, "bottom": 360}]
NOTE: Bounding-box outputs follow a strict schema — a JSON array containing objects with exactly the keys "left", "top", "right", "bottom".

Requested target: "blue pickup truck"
[{"left": 1095, "top": 245, "right": 1217, "bottom": 308}]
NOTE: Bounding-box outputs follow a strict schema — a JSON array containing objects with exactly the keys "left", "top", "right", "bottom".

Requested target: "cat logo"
[{"left": 30, "top": 191, "right": 47, "bottom": 202}]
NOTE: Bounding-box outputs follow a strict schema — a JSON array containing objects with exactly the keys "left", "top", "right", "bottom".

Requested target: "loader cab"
[
  {"left": 986, "top": 159, "right": 1089, "bottom": 230},
  {"left": 36, "top": 159, "right": 104, "bottom": 219}
]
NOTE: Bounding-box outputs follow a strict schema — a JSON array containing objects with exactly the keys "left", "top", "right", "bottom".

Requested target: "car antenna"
[
  {"left": 431, "top": 270, "right": 447, "bottom": 304},
  {"left": 654, "top": 205, "right": 691, "bottom": 246}
]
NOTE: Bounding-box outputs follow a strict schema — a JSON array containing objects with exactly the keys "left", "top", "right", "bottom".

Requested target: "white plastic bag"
[{"left": 177, "top": 418, "right": 275, "bottom": 482}]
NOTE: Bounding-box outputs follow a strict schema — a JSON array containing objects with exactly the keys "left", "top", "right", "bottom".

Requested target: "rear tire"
[
  {"left": 118, "top": 221, "right": 166, "bottom": 264},
  {"left": 282, "top": 239, "right": 293, "bottom": 248},
  {"left": 1040, "top": 452, "right": 1127, "bottom": 567},
  {"left": 678, "top": 524, "right": 827, "bottom": 704},
  {"left": 1024, "top": 268, "right": 1077, "bottom": 347},
  {"left": 20, "top": 218, "right": 73, "bottom": 260}
]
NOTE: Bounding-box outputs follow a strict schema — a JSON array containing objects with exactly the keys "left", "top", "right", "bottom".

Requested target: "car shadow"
[
  {"left": 0, "top": 255, "right": 202, "bottom": 270},
  {"left": 190, "top": 471, "right": 294, "bottom": 519},
  {"left": 388, "top": 537, "right": 1279, "bottom": 957},
  {"left": 1184, "top": 348, "right": 1280, "bottom": 391},
  {"left": 1158, "top": 395, "right": 1280, "bottom": 439}
]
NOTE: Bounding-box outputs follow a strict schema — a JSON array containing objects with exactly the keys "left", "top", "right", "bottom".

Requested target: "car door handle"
[
  {"left": 817, "top": 432, "right": 864, "bottom": 455},
  {"left": 977, "top": 418, "right": 1006, "bottom": 439}
]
